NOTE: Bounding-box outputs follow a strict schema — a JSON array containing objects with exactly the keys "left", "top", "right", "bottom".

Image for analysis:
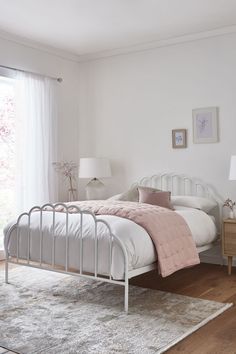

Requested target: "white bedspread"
[
  {"left": 174, "top": 206, "right": 217, "bottom": 247},
  {"left": 4, "top": 207, "right": 217, "bottom": 279}
]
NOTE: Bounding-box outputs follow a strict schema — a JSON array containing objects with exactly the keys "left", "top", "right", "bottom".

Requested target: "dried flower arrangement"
[
  {"left": 53, "top": 161, "right": 78, "bottom": 200},
  {"left": 223, "top": 198, "right": 235, "bottom": 211}
]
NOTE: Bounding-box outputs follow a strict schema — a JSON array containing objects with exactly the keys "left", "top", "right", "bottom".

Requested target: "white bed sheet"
[{"left": 4, "top": 207, "right": 217, "bottom": 279}]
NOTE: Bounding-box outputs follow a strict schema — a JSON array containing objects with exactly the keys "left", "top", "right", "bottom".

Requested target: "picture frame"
[
  {"left": 172, "top": 129, "right": 187, "bottom": 149},
  {"left": 192, "top": 107, "right": 219, "bottom": 143}
]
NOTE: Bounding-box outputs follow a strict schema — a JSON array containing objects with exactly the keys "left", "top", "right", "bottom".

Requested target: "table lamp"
[
  {"left": 79, "top": 157, "right": 111, "bottom": 200},
  {"left": 228, "top": 155, "right": 236, "bottom": 218},
  {"left": 229, "top": 155, "right": 236, "bottom": 181}
]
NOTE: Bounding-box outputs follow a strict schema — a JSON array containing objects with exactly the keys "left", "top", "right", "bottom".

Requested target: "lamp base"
[{"left": 85, "top": 178, "right": 105, "bottom": 200}]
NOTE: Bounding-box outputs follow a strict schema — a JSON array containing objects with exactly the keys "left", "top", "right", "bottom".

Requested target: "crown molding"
[
  {"left": 77, "top": 24, "right": 236, "bottom": 62},
  {"left": 0, "top": 29, "right": 79, "bottom": 63},
  {"left": 1, "top": 25, "right": 236, "bottom": 64}
]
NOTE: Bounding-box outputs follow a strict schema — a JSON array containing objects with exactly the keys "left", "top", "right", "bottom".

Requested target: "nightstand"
[{"left": 222, "top": 219, "right": 236, "bottom": 275}]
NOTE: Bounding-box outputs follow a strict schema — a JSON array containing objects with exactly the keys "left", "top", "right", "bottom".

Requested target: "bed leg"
[
  {"left": 5, "top": 259, "right": 9, "bottom": 284},
  {"left": 124, "top": 279, "right": 129, "bottom": 313}
]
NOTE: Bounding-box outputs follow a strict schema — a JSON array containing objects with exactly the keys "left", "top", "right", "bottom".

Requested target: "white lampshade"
[
  {"left": 79, "top": 157, "right": 111, "bottom": 179},
  {"left": 229, "top": 155, "right": 236, "bottom": 180}
]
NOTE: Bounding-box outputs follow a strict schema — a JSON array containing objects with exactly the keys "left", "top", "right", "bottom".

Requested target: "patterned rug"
[{"left": 0, "top": 266, "right": 232, "bottom": 354}]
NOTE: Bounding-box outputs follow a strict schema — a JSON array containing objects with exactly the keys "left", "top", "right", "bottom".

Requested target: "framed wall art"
[
  {"left": 172, "top": 129, "right": 187, "bottom": 148},
  {"left": 192, "top": 107, "right": 219, "bottom": 143}
]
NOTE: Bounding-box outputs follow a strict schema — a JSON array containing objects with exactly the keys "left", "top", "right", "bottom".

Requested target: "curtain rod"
[{"left": 0, "top": 64, "right": 63, "bottom": 82}]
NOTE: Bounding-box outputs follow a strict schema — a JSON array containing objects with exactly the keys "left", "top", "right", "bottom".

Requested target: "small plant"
[
  {"left": 53, "top": 161, "right": 77, "bottom": 198},
  {"left": 223, "top": 198, "right": 235, "bottom": 211}
]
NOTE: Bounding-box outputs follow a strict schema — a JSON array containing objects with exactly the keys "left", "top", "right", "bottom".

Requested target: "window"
[
  {"left": 0, "top": 76, "right": 16, "bottom": 250},
  {"left": 0, "top": 69, "right": 59, "bottom": 255}
]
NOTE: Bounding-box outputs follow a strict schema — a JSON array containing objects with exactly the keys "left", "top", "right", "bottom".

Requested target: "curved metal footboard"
[{"left": 5, "top": 203, "right": 129, "bottom": 312}]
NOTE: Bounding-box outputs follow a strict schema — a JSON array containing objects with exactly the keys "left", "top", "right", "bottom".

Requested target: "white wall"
[
  {"left": 0, "top": 36, "right": 80, "bottom": 200},
  {"left": 79, "top": 32, "right": 236, "bottom": 200},
  {"left": 2, "top": 31, "right": 236, "bottom": 202}
]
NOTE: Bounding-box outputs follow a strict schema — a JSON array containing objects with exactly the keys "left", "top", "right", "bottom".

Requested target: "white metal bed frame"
[{"left": 4, "top": 173, "right": 223, "bottom": 312}]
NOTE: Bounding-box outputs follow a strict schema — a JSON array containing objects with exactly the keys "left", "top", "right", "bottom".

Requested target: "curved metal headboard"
[{"left": 133, "top": 173, "right": 223, "bottom": 233}]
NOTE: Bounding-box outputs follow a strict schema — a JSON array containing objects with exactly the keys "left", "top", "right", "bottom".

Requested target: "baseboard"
[
  {"left": 201, "top": 256, "right": 236, "bottom": 267},
  {"left": 200, "top": 243, "right": 236, "bottom": 267}
]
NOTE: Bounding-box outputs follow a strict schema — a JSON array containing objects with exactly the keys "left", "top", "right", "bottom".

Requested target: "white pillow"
[
  {"left": 107, "top": 186, "right": 139, "bottom": 202},
  {"left": 171, "top": 195, "right": 217, "bottom": 213},
  {"left": 107, "top": 193, "right": 122, "bottom": 201},
  {"left": 108, "top": 186, "right": 161, "bottom": 202}
]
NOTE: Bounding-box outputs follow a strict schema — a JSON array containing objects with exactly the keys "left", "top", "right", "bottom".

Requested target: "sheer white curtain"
[{"left": 15, "top": 72, "right": 59, "bottom": 212}]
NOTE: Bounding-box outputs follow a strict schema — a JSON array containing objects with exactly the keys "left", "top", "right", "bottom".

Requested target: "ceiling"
[{"left": 0, "top": 0, "right": 236, "bottom": 59}]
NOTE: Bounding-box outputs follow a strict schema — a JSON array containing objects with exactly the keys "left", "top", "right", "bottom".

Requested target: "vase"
[
  {"left": 229, "top": 210, "right": 234, "bottom": 219},
  {"left": 68, "top": 189, "right": 77, "bottom": 202}
]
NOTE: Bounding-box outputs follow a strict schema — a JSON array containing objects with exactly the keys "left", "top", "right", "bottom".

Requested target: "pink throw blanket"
[{"left": 59, "top": 201, "right": 200, "bottom": 277}]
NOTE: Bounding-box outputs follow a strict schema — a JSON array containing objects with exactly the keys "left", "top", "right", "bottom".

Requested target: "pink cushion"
[{"left": 138, "top": 187, "right": 173, "bottom": 209}]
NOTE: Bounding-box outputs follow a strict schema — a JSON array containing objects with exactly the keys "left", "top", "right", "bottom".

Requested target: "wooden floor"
[
  {"left": 1, "top": 262, "right": 236, "bottom": 354},
  {"left": 131, "top": 263, "right": 236, "bottom": 354}
]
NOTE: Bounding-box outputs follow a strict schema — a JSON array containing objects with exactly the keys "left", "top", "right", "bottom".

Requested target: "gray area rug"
[{"left": 0, "top": 266, "right": 232, "bottom": 354}]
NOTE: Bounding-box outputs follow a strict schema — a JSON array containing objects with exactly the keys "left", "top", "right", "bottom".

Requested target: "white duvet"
[{"left": 4, "top": 207, "right": 217, "bottom": 279}]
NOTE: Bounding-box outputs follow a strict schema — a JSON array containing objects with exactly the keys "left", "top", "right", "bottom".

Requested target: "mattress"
[{"left": 4, "top": 207, "right": 217, "bottom": 280}]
